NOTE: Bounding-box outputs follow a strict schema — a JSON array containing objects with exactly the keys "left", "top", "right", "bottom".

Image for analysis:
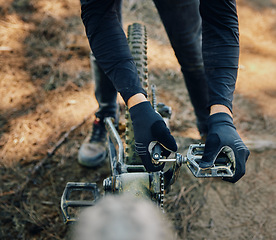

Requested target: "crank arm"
[
  {"left": 150, "top": 144, "right": 185, "bottom": 190},
  {"left": 150, "top": 142, "right": 185, "bottom": 165},
  {"left": 156, "top": 153, "right": 185, "bottom": 164},
  {"left": 186, "top": 144, "right": 234, "bottom": 178},
  {"left": 61, "top": 182, "right": 100, "bottom": 224}
]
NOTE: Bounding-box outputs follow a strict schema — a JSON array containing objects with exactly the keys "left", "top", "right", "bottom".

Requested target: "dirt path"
[{"left": 0, "top": 0, "right": 276, "bottom": 239}]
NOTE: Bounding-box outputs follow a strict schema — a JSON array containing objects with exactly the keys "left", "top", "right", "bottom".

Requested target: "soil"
[{"left": 1, "top": 0, "right": 276, "bottom": 239}]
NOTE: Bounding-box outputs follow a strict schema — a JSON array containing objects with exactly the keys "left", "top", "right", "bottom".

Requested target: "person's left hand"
[{"left": 199, "top": 113, "right": 250, "bottom": 183}]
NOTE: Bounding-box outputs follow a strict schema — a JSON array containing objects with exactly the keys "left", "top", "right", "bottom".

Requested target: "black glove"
[
  {"left": 199, "top": 113, "right": 250, "bottom": 183},
  {"left": 129, "top": 101, "right": 177, "bottom": 172}
]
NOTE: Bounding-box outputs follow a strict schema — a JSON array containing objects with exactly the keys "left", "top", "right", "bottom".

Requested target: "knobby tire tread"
[{"left": 125, "top": 23, "right": 149, "bottom": 165}]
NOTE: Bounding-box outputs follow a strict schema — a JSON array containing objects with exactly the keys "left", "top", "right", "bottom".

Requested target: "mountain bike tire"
[{"left": 125, "top": 23, "right": 149, "bottom": 165}]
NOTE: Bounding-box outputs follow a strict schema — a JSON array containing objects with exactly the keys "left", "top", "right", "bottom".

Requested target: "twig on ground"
[
  {"left": 0, "top": 113, "right": 93, "bottom": 197},
  {"left": 174, "top": 183, "right": 198, "bottom": 207}
]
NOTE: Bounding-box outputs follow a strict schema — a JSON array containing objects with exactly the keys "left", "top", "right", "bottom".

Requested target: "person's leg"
[
  {"left": 153, "top": 0, "right": 209, "bottom": 136},
  {"left": 93, "top": 0, "right": 122, "bottom": 120},
  {"left": 92, "top": 55, "right": 118, "bottom": 120}
]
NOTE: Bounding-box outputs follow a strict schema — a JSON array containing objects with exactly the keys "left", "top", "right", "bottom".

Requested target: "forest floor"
[{"left": 1, "top": 0, "right": 276, "bottom": 239}]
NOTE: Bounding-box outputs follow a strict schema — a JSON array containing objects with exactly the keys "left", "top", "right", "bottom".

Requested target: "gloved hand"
[
  {"left": 129, "top": 101, "right": 177, "bottom": 172},
  {"left": 199, "top": 112, "right": 250, "bottom": 183}
]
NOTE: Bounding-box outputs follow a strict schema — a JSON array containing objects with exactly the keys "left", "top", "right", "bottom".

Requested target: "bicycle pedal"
[
  {"left": 61, "top": 182, "right": 100, "bottom": 224},
  {"left": 186, "top": 144, "right": 234, "bottom": 178}
]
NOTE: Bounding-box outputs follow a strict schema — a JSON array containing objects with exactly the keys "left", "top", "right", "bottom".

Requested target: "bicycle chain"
[{"left": 160, "top": 170, "right": 165, "bottom": 213}]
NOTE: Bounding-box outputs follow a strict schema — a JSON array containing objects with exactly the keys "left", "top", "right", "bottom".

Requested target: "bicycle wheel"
[{"left": 125, "top": 23, "right": 149, "bottom": 165}]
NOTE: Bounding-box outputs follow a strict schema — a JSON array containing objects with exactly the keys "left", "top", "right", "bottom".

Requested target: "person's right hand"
[
  {"left": 129, "top": 101, "right": 177, "bottom": 172},
  {"left": 199, "top": 113, "right": 250, "bottom": 183}
]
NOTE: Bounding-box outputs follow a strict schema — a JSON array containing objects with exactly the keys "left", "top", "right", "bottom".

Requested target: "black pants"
[{"left": 81, "top": 0, "right": 239, "bottom": 134}]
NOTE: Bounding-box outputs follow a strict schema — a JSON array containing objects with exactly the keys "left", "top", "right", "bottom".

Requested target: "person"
[{"left": 78, "top": 0, "right": 250, "bottom": 183}]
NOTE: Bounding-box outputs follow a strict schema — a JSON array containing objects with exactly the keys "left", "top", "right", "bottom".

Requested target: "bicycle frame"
[{"left": 61, "top": 112, "right": 235, "bottom": 223}]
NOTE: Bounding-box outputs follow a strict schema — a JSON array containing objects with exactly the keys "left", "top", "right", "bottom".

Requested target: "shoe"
[{"left": 78, "top": 118, "right": 107, "bottom": 167}]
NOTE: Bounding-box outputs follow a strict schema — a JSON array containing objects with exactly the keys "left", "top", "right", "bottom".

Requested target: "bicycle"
[{"left": 60, "top": 23, "right": 235, "bottom": 224}]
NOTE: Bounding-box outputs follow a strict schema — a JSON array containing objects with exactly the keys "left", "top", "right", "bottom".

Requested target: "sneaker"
[{"left": 78, "top": 118, "right": 107, "bottom": 167}]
